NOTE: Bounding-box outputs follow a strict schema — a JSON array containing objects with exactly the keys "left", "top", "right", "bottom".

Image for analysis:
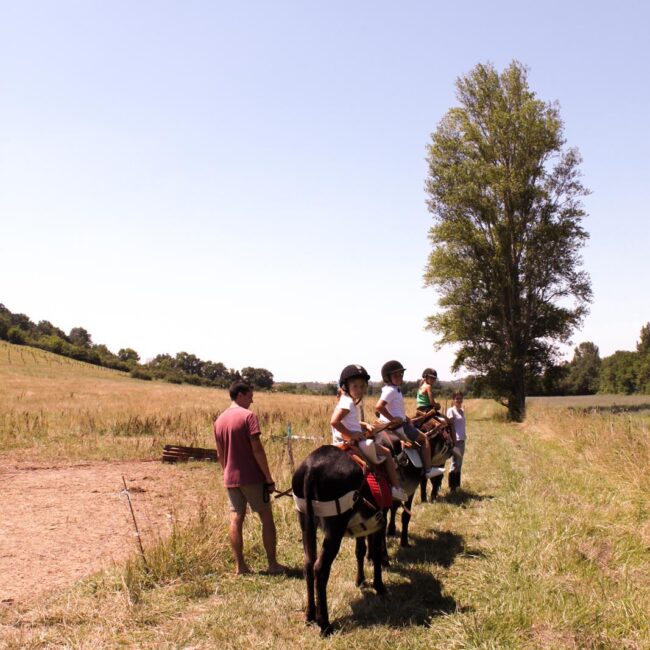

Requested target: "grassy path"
[{"left": 3, "top": 418, "right": 648, "bottom": 649}]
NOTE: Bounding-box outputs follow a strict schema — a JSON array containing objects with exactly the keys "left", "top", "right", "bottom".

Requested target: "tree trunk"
[{"left": 507, "top": 366, "right": 526, "bottom": 422}]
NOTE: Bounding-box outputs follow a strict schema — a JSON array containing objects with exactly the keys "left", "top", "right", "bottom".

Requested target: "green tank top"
[{"left": 416, "top": 386, "right": 432, "bottom": 409}]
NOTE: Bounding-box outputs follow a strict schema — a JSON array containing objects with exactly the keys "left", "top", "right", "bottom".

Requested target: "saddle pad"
[
  {"left": 293, "top": 489, "right": 357, "bottom": 517},
  {"left": 366, "top": 471, "right": 392, "bottom": 509}
]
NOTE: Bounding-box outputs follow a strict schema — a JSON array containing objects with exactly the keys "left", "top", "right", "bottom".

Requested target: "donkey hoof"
[
  {"left": 400, "top": 540, "right": 411, "bottom": 548},
  {"left": 374, "top": 584, "right": 387, "bottom": 597},
  {"left": 320, "top": 623, "right": 334, "bottom": 637}
]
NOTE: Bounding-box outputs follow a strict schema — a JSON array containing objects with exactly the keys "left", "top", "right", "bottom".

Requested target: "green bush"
[
  {"left": 7, "top": 327, "right": 26, "bottom": 344},
  {"left": 130, "top": 368, "right": 153, "bottom": 381}
]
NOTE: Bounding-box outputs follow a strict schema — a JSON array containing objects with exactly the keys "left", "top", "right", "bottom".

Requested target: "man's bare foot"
[
  {"left": 264, "top": 563, "right": 288, "bottom": 575},
  {"left": 235, "top": 565, "right": 252, "bottom": 575}
]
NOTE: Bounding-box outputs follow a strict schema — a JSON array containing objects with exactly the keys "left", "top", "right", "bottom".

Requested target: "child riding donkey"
[
  {"left": 416, "top": 367, "right": 457, "bottom": 501},
  {"left": 416, "top": 367, "right": 441, "bottom": 415},
  {"left": 375, "top": 360, "right": 442, "bottom": 482},
  {"left": 331, "top": 364, "right": 407, "bottom": 502},
  {"left": 292, "top": 364, "right": 402, "bottom": 635}
]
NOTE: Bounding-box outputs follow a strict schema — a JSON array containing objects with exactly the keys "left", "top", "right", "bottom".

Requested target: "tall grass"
[
  {"left": 0, "top": 340, "right": 337, "bottom": 462},
  {"left": 4, "top": 403, "right": 648, "bottom": 648},
  {"left": 526, "top": 401, "right": 650, "bottom": 490}
]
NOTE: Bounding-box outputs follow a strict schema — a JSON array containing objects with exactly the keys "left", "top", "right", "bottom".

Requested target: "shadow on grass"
[
  {"left": 336, "top": 530, "right": 471, "bottom": 632},
  {"left": 568, "top": 403, "right": 650, "bottom": 415},
  {"left": 443, "top": 489, "right": 494, "bottom": 506},
  {"left": 395, "top": 530, "right": 465, "bottom": 568},
  {"left": 281, "top": 566, "right": 307, "bottom": 580},
  {"left": 416, "top": 486, "right": 494, "bottom": 507}
]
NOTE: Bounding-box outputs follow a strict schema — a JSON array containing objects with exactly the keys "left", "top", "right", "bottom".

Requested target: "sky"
[{"left": 1, "top": 1, "right": 648, "bottom": 382}]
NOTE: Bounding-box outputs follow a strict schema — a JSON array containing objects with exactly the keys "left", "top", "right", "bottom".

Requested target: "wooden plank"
[{"left": 162, "top": 444, "right": 219, "bottom": 463}]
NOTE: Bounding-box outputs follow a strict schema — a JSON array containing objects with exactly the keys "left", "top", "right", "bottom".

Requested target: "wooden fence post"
[{"left": 286, "top": 423, "right": 295, "bottom": 475}]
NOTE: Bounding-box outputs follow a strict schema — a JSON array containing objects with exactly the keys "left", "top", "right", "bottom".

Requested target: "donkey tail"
[{"left": 303, "top": 468, "right": 317, "bottom": 561}]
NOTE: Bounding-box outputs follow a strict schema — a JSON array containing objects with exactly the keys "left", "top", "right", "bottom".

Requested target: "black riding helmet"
[
  {"left": 381, "top": 360, "right": 406, "bottom": 384},
  {"left": 422, "top": 368, "right": 438, "bottom": 379},
  {"left": 339, "top": 364, "right": 371, "bottom": 389}
]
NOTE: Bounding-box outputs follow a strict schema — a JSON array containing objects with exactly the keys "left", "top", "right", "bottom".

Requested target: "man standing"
[{"left": 214, "top": 381, "right": 286, "bottom": 575}]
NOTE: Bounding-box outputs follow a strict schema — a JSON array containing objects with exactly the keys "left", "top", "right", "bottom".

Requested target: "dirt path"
[{"left": 0, "top": 459, "right": 217, "bottom": 607}]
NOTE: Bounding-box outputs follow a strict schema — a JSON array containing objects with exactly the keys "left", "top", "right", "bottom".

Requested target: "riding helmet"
[
  {"left": 422, "top": 368, "right": 438, "bottom": 379},
  {"left": 381, "top": 360, "right": 406, "bottom": 383},
  {"left": 339, "top": 364, "right": 371, "bottom": 388}
]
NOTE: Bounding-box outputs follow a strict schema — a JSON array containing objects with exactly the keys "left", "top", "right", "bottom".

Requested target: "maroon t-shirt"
[{"left": 213, "top": 406, "right": 265, "bottom": 487}]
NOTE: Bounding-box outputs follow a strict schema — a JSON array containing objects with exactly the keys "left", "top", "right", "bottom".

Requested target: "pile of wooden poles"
[{"left": 162, "top": 444, "right": 219, "bottom": 463}]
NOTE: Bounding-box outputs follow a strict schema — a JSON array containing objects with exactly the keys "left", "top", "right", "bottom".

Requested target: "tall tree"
[
  {"left": 636, "top": 322, "right": 650, "bottom": 356},
  {"left": 599, "top": 351, "right": 638, "bottom": 395},
  {"left": 118, "top": 347, "right": 140, "bottom": 363},
  {"left": 424, "top": 61, "right": 591, "bottom": 420},
  {"left": 174, "top": 351, "right": 204, "bottom": 376},
  {"left": 241, "top": 367, "right": 274, "bottom": 390},
  {"left": 565, "top": 342, "right": 601, "bottom": 395},
  {"left": 69, "top": 327, "right": 92, "bottom": 347}
]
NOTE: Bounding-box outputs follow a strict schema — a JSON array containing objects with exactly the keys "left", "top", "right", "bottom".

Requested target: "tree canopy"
[
  {"left": 424, "top": 61, "right": 591, "bottom": 420},
  {"left": 564, "top": 342, "right": 601, "bottom": 395},
  {"left": 241, "top": 367, "right": 274, "bottom": 391}
]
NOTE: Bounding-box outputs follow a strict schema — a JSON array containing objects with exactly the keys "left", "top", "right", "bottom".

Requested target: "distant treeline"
[
  {"left": 0, "top": 303, "right": 274, "bottom": 390},
  {"left": 465, "top": 323, "right": 650, "bottom": 398},
  {"left": 2, "top": 303, "right": 647, "bottom": 397},
  {"left": 274, "top": 380, "right": 465, "bottom": 399}
]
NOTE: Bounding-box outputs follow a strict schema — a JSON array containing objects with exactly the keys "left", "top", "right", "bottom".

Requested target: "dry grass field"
[{"left": 1, "top": 340, "right": 649, "bottom": 649}]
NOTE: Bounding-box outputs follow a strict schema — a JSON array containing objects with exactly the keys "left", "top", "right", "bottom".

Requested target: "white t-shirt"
[
  {"left": 378, "top": 385, "right": 406, "bottom": 422},
  {"left": 446, "top": 405, "right": 466, "bottom": 441},
  {"left": 331, "top": 394, "right": 363, "bottom": 444}
]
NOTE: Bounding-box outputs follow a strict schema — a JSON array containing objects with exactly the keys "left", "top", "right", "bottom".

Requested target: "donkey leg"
[
  {"left": 419, "top": 475, "right": 428, "bottom": 503},
  {"left": 387, "top": 504, "right": 398, "bottom": 537},
  {"left": 431, "top": 474, "right": 443, "bottom": 501},
  {"left": 380, "top": 514, "right": 390, "bottom": 568},
  {"left": 400, "top": 494, "right": 414, "bottom": 548},
  {"left": 368, "top": 530, "right": 386, "bottom": 595},
  {"left": 299, "top": 512, "right": 317, "bottom": 624},
  {"left": 355, "top": 536, "right": 367, "bottom": 587},
  {"left": 315, "top": 524, "right": 345, "bottom": 636}
]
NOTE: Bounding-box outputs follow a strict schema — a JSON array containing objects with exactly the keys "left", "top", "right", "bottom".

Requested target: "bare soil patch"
[{"left": 0, "top": 458, "right": 217, "bottom": 607}]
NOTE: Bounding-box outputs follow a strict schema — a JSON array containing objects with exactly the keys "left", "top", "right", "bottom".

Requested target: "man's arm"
[
  {"left": 214, "top": 426, "right": 225, "bottom": 470},
  {"left": 250, "top": 436, "right": 274, "bottom": 488},
  {"left": 216, "top": 443, "right": 225, "bottom": 471}
]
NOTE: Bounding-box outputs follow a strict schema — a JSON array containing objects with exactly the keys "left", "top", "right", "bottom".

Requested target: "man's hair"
[
  {"left": 230, "top": 381, "right": 253, "bottom": 401},
  {"left": 452, "top": 391, "right": 464, "bottom": 399}
]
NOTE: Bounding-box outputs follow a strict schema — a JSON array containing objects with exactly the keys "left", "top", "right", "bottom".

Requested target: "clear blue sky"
[{"left": 1, "top": 1, "right": 648, "bottom": 382}]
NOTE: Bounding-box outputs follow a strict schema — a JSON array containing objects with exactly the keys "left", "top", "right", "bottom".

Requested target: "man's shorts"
[{"left": 227, "top": 482, "right": 271, "bottom": 515}]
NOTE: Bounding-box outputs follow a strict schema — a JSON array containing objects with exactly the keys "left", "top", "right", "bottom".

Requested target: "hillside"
[{"left": 0, "top": 340, "right": 330, "bottom": 464}]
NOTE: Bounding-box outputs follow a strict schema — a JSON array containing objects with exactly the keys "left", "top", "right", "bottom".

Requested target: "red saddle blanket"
[{"left": 365, "top": 471, "right": 392, "bottom": 509}]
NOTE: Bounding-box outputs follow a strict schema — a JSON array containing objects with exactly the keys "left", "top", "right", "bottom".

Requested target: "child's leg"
[
  {"left": 382, "top": 453, "right": 401, "bottom": 488},
  {"left": 418, "top": 432, "right": 432, "bottom": 470}
]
